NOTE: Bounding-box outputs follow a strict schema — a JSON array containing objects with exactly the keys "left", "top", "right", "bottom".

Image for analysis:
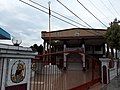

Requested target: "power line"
[
  {"left": 29, "top": 0, "right": 87, "bottom": 28},
  {"left": 99, "top": 0, "right": 116, "bottom": 18},
  {"left": 19, "top": 0, "right": 104, "bottom": 36},
  {"left": 19, "top": 0, "right": 80, "bottom": 28},
  {"left": 57, "top": 0, "right": 93, "bottom": 28},
  {"left": 77, "top": 0, "right": 107, "bottom": 28},
  {"left": 89, "top": 0, "right": 111, "bottom": 22},
  {"left": 107, "top": 0, "right": 120, "bottom": 17}
]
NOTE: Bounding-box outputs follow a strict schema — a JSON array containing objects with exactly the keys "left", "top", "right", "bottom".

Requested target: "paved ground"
[
  {"left": 89, "top": 75, "right": 120, "bottom": 90},
  {"left": 101, "top": 75, "right": 120, "bottom": 90},
  {"left": 89, "top": 83, "right": 105, "bottom": 90}
]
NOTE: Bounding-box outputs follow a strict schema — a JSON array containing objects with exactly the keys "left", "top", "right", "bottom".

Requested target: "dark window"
[
  {"left": 86, "top": 46, "right": 92, "bottom": 51},
  {"left": 95, "top": 45, "right": 102, "bottom": 51}
]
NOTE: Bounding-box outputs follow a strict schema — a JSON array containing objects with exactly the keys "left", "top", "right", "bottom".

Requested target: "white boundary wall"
[{"left": 0, "top": 43, "right": 36, "bottom": 90}]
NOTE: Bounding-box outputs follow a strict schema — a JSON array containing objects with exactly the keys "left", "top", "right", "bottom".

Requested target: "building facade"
[{"left": 41, "top": 28, "right": 106, "bottom": 71}]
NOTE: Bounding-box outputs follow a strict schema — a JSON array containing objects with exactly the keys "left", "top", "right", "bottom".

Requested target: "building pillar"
[
  {"left": 0, "top": 59, "right": 3, "bottom": 86},
  {"left": 82, "top": 54, "right": 86, "bottom": 71},
  {"left": 46, "top": 42, "right": 49, "bottom": 63},
  {"left": 82, "top": 43, "right": 85, "bottom": 53},
  {"left": 43, "top": 40, "right": 46, "bottom": 52},
  {"left": 63, "top": 44, "right": 67, "bottom": 70},
  {"left": 106, "top": 44, "right": 109, "bottom": 57},
  {"left": 27, "top": 60, "right": 32, "bottom": 90},
  {"left": 43, "top": 41, "right": 46, "bottom": 62},
  {"left": 1, "top": 58, "right": 7, "bottom": 90},
  {"left": 82, "top": 43, "right": 86, "bottom": 71}
]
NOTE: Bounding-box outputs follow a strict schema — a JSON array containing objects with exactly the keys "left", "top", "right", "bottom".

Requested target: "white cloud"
[
  {"left": 0, "top": 22, "right": 8, "bottom": 27},
  {"left": 0, "top": 0, "right": 12, "bottom": 11},
  {"left": 0, "top": 0, "right": 120, "bottom": 47},
  {"left": 15, "top": 13, "right": 32, "bottom": 22}
]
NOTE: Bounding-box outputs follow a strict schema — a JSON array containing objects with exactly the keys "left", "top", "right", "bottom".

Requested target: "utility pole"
[{"left": 48, "top": 1, "right": 51, "bottom": 64}]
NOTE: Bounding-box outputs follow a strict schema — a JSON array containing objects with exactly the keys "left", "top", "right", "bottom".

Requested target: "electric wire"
[
  {"left": 57, "top": 0, "right": 93, "bottom": 28},
  {"left": 77, "top": 0, "right": 108, "bottom": 28},
  {"left": 99, "top": 0, "right": 116, "bottom": 18},
  {"left": 107, "top": 0, "right": 120, "bottom": 17},
  {"left": 19, "top": 0, "right": 80, "bottom": 28},
  {"left": 29, "top": 0, "right": 88, "bottom": 28},
  {"left": 19, "top": 0, "right": 105, "bottom": 37},
  {"left": 89, "top": 0, "right": 111, "bottom": 22}
]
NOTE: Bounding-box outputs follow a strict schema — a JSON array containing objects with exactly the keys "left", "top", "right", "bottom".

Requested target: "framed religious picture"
[{"left": 11, "top": 60, "right": 26, "bottom": 83}]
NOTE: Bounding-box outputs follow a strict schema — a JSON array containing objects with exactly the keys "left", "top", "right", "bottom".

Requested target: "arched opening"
[{"left": 103, "top": 65, "right": 107, "bottom": 84}]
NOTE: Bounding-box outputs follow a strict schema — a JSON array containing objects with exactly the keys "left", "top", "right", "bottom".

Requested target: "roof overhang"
[
  {"left": 41, "top": 28, "right": 107, "bottom": 40},
  {"left": 0, "top": 28, "right": 11, "bottom": 40}
]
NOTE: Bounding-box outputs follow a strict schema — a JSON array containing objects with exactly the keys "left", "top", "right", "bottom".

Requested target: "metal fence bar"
[{"left": 30, "top": 52, "right": 101, "bottom": 90}]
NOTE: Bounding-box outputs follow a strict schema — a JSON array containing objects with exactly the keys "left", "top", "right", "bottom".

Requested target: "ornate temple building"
[{"left": 41, "top": 28, "right": 106, "bottom": 71}]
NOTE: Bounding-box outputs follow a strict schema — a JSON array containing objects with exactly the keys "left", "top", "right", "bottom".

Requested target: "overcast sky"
[{"left": 0, "top": 0, "right": 120, "bottom": 47}]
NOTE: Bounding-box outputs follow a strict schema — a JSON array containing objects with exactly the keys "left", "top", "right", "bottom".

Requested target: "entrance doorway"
[{"left": 67, "top": 53, "right": 83, "bottom": 70}]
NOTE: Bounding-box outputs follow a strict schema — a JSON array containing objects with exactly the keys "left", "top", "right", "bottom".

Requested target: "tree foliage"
[
  {"left": 105, "top": 18, "right": 120, "bottom": 50},
  {"left": 30, "top": 44, "right": 43, "bottom": 54}
]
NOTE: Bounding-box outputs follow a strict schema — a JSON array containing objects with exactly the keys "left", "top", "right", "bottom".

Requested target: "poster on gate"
[{"left": 6, "top": 59, "right": 29, "bottom": 86}]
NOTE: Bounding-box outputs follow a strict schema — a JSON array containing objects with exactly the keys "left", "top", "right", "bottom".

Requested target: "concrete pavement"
[
  {"left": 101, "top": 75, "right": 120, "bottom": 90},
  {"left": 89, "top": 75, "right": 120, "bottom": 90}
]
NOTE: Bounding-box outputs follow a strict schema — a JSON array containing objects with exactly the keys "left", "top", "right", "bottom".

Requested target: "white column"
[
  {"left": 82, "top": 54, "right": 85, "bottom": 67},
  {"left": 27, "top": 59, "right": 31, "bottom": 90},
  {"left": 1, "top": 58, "right": 7, "bottom": 90},
  {"left": 64, "top": 54, "right": 67, "bottom": 68},
  {"left": 82, "top": 43, "right": 86, "bottom": 70},
  {"left": 81, "top": 54, "right": 86, "bottom": 71},
  {"left": 82, "top": 44, "right": 85, "bottom": 53},
  {"left": 0, "top": 59, "right": 3, "bottom": 86},
  {"left": 64, "top": 44, "right": 67, "bottom": 68}
]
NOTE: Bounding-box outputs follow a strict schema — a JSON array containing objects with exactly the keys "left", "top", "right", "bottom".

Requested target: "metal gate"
[
  {"left": 30, "top": 52, "right": 66, "bottom": 90},
  {"left": 92, "top": 57, "right": 101, "bottom": 81},
  {"left": 30, "top": 52, "right": 101, "bottom": 90}
]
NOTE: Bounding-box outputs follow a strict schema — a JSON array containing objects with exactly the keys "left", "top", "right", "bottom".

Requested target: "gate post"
[{"left": 99, "top": 58, "right": 110, "bottom": 84}]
